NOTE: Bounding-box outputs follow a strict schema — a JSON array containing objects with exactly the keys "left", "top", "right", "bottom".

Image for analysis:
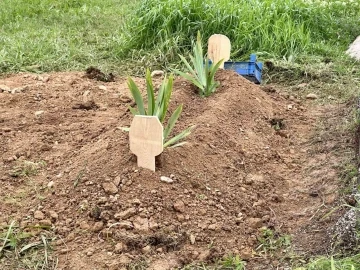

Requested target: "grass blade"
[
  {"left": 19, "top": 242, "right": 42, "bottom": 254},
  {"left": 0, "top": 221, "right": 16, "bottom": 254},
  {"left": 41, "top": 234, "right": 48, "bottom": 266}
]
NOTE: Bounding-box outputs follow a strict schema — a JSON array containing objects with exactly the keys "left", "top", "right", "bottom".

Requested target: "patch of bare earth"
[{"left": 0, "top": 70, "right": 353, "bottom": 269}]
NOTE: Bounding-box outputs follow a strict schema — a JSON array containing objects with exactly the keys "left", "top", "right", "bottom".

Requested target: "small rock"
[
  {"left": 235, "top": 217, "right": 243, "bottom": 225},
  {"left": 198, "top": 249, "right": 211, "bottom": 261},
  {"left": 102, "top": 182, "right": 118, "bottom": 194},
  {"left": 34, "top": 210, "right": 45, "bottom": 220},
  {"left": 116, "top": 221, "right": 133, "bottom": 229},
  {"left": 114, "top": 208, "right": 137, "bottom": 220},
  {"left": 80, "top": 221, "right": 90, "bottom": 230},
  {"left": 114, "top": 242, "right": 126, "bottom": 253},
  {"left": 287, "top": 104, "right": 293, "bottom": 110},
  {"left": 0, "top": 85, "right": 10, "bottom": 92},
  {"left": 173, "top": 200, "right": 185, "bottom": 213},
  {"left": 177, "top": 214, "right": 185, "bottom": 222},
  {"left": 160, "top": 176, "right": 173, "bottom": 183},
  {"left": 248, "top": 218, "right": 262, "bottom": 229},
  {"left": 92, "top": 221, "right": 104, "bottom": 232},
  {"left": 98, "top": 197, "right": 108, "bottom": 204},
  {"left": 190, "top": 234, "right": 196, "bottom": 245},
  {"left": 38, "top": 75, "right": 50, "bottom": 82},
  {"left": 49, "top": 210, "right": 58, "bottom": 221},
  {"left": 47, "top": 181, "right": 54, "bottom": 188},
  {"left": 151, "top": 70, "right": 164, "bottom": 77},
  {"left": 98, "top": 85, "right": 107, "bottom": 90},
  {"left": 142, "top": 245, "right": 151, "bottom": 254},
  {"left": 39, "top": 219, "right": 52, "bottom": 226},
  {"left": 306, "top": 93, "right": 318, "bottom": 100},
  {"left": 12, "top": 86, "right": 28, "bottom": 93},
  {"left": 34, "top": 111, "right": 45, "bottom": 117},
  {"left": 149, "top": 220, "right": 159, "bottom": 230},
  {"left": 297, "top": 83, "right": 308, "bottom": 88},
  {"left": 86, "top": 247, "right": 95, "bottom": 256},
  {"left": 208, "top": 224, "right": 220, "bottom": 231},
  {"left": 83, "top": 90, "right": 90, "bottom": 96},
  {"left": 119, "top": 95, "right": 132, "bottom": 103},
  {"left": 66, "top": 232, "right": 76, "bottom": 242},
  {"left": 113, "top": 176, "right": 121, "bottom": 186},
  {"left": 132, "top": 198, "right": 141, "bottom": 205}
]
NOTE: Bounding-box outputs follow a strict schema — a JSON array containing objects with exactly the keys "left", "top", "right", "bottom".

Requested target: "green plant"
[
  {"left": 10, "top": 160, "right": 46, "bottom": 178},
  {"left": 256, "top": 228, "right": 291, "bottom": 256},
  {"left": 127, "top": 69, "right": 195, "bottom": 148},
  {"left": 295, "top": 254, "right": 360, "bottom": 270},
  {"left": 173, "top": 31, "right": 223, "bottom": 97},
  {"left": 220, "top": 254, "right": 246, "bottom": 270},
  {"left": 0, "top": 221, "right": 55, "bottom": 269}
]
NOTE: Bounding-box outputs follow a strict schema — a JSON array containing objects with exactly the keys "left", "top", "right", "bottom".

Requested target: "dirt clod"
[
  {"left": 85, "top": 66, "right": 115, "bottom": 82},
  {"left": 34, "top": 210, "right": 45, "bottom": 220},
  {"left": 102, "top": 182, "right": 118, "bottom": 194},
  {"left": 173, "top": 200, "right": 186, "bottom": 213}
]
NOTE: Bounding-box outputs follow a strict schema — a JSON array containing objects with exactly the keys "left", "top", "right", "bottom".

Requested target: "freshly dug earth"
[{"left": 0, "top": 70, "right": 351, "bottom": 269}]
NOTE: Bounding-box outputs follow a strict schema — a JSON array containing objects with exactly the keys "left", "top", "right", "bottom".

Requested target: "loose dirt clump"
[{"left": 0, "top": 70, "right": 351, "bottom": 269}]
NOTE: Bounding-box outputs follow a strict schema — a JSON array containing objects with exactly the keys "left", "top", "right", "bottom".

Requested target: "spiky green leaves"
[
  {"left": 173, "top": 31, "right": 223, "bottom": 97},
  {"left": 127, "top": 69, "right": 194, "bottom": 148}
]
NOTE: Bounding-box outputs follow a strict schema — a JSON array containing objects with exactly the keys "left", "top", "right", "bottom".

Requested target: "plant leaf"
[
  {"left": 19, "top": 242, "right": 42, "bottom": 254},
  {"left": 164, "top": 125, "right": 195, "bottom": 148},
  {"left": 127, "top": 77, "right": 146, "bottom": 115},
  {"left": 128, "top": 106, "right": 139, "bottom": 115},
  {"left": 164, "top": 104, "right": 183, "bottom": 141},
  {"left": 172, "top": 69, "right": 203, "bottom": 89},
  {"left": 145, "top": 69, "right": 155, "bottom": 115}
]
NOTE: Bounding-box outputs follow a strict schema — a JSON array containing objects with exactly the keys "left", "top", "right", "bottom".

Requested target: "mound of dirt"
[{"left": 0, "top": 70, "right": 343, "bottom": 269}]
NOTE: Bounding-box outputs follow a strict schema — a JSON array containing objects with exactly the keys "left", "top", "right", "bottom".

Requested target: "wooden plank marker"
[
  {"left": 129, "top": 115, "right": 163, "bottom": 171},
  {"left": 207, "top": 34, "right": 231, "bottom": 69}
]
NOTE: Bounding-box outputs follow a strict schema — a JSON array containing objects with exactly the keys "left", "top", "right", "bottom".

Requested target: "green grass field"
[{"left": 1, "top": 0, "right": 360, "bottom": 75}]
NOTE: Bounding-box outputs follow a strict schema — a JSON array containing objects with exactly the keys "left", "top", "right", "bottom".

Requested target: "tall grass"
[
  {"left": 0, "top": 0, "right": 132, "bottom": 73},
  {"left": 1, "top": 0, "right": 360, "bottom": 73},
  {"left": 120, "top": 0, "right": 360, "bottom": 63}
]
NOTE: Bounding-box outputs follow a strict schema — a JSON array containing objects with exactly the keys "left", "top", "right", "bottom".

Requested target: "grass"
[
  {"left": 120, "top": 0, "right": 360, "bottom": 67},
  {"left": 0, "top": 222, "right": 56, "bottom": 269},
  {"left": 1, "top": 0, "right": 360, "bottom": 76},
  {"left": 295, "top": 255, "right": 360, "bottom": 270},
  {"left": 10, "top": 160, "right": 46, "bottom": 178},
  {"left": 0, "top": 0, "right": 135, "bottom": 74}
]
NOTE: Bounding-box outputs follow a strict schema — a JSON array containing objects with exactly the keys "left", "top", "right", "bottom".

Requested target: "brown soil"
[{"left": 0, "top": 70, "right": 353, "bottom": 269}]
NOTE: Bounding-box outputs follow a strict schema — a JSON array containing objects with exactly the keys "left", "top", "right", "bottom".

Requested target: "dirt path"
[{"left": 0, "top": 72, "right": 353, "bottom": 269}]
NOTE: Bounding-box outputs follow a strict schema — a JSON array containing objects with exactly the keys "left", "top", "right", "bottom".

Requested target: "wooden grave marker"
[
  {"left": 207, "top": 34, "right": 231, "bottom": 69},
  {"left": 129, "top": 115, "right": 163, "bottom": 171}
]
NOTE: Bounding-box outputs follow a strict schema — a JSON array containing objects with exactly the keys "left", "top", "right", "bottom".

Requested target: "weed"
[
  {"left": 295, "top": 254, "right": 360, "bottom": 270},
  {"left": 10, "top": 160, "right": 46, "bottom": 178},
  {"left": 256, "top": 228, "right": 291, "bottom": 256},
  {"left": 173, "top": 32, "right": 223, "bottom": 97},
  {"left": 128, "top": 69, "right": 195, "bottom": 148},
  {"left": 0, "top": 222, "right": 57, "bottom": 269},
  {"left": 220, "top": 254, "right": 246, "bottom": 270}
]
